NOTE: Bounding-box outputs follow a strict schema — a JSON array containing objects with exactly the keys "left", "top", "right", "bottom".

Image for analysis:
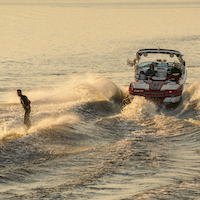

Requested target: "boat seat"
[
  {"left": 169, "top": 73, "right": 180, "bottom": 81},
  {"left": 139, "top": 71, "right": 146, "bottom": 80},
  {"left": 157, "top": 69, "right": 166, "bottom": 78}
]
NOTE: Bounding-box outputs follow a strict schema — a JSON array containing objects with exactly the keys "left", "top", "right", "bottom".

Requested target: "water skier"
[{"left": 17, "top": 89, "right": 31, "bottom": 129}]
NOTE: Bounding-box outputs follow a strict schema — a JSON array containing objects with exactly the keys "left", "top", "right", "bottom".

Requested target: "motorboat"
[{"left": 127, "top": 48, "right": 187, "bottom": 106}]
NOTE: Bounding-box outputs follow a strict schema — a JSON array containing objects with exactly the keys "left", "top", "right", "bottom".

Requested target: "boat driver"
[{"left": 146, "top": 64, "right": 156, "bottom": 77}]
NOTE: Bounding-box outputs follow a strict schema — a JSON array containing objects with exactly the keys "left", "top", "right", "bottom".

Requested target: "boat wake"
[
  {"left": 0, "top": 77, "right": 200, "bottom": 199},
  {"left": 0, "top": 77, "right": 124, "bottom": 140},
  {"left": 174, "top": 80, "right": 200, "bottom": 119}
]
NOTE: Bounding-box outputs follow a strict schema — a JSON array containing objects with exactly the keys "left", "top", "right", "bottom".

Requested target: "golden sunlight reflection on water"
[{"left": 0, "top": 1, "right": 200, "bottom": 61}]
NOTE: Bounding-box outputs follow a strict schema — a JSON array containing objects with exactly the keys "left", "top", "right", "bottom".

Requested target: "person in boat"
[
  {"left": 17, "top": 89, "right": 31, "bottom": 129},
  {"left": 167, "top": 62, "right": 182, "bottom": 81},
  {"left": 170, "top": 62, "right": 182, "bottom": 77},
  {"left": 146, "top": 64, "right": 156, "bottom": 77}
]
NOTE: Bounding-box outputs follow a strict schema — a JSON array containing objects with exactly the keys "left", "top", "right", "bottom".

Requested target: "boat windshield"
[
  {"left": 138, "top": 62, "right": 152, "bottom": 68},
  {"left": 137, "top": 62, "right": 177, "bottom": 74},
  {"left": 138, "top": 62, "right": 175, "bottom": 69}
]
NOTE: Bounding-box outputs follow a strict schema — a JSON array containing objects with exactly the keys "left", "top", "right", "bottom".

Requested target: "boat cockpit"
[{"left": 135, "top": 60, "right": 185, "bottom": 81}]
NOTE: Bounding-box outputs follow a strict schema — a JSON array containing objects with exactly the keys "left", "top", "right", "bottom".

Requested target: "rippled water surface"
[{"left": 0, "top": 0, "right": 200, "bottom": 199}]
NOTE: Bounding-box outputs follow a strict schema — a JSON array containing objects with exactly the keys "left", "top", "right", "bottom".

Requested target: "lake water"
[{"left": 0, "top": 0, "right": 200, "bottom": 199}]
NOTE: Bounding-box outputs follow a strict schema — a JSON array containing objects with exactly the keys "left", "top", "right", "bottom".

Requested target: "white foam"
[{"left": 121, "top": 96, "right": 158, "bottom": 122}]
